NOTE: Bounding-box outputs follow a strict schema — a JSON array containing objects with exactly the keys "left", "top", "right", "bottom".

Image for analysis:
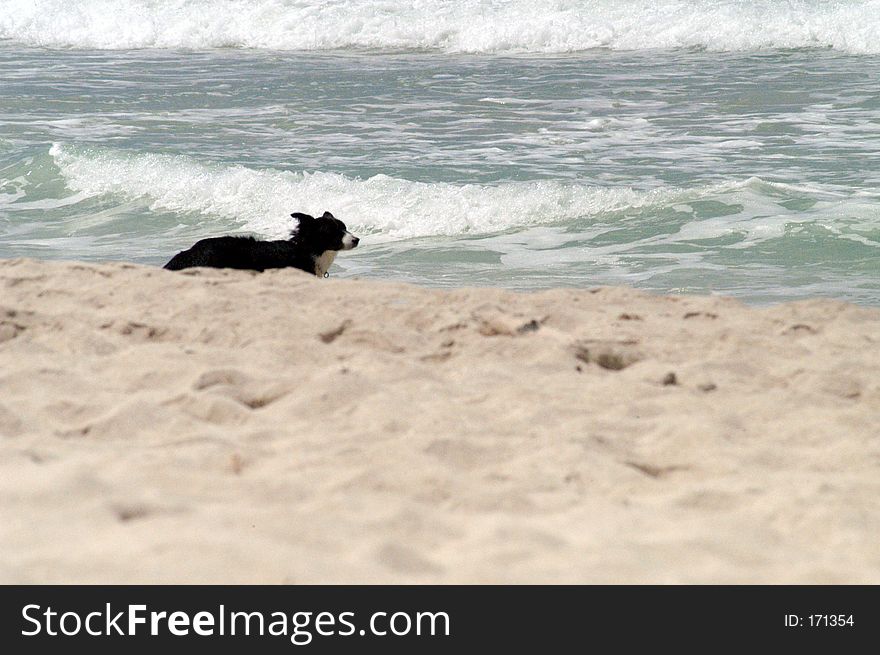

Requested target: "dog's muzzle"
[{"left": 342, "top": 232, "right": 359, "bottom": 250}]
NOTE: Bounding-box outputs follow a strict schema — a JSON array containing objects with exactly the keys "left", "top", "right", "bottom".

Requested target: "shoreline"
[{"left": 1, "top": 258, "right": 878, "bottom": 583}]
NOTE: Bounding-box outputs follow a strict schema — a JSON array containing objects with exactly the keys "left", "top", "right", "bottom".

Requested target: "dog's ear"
[
  {"left": 291, "top": 212, "right": 314, "bottom": 222},
  {"left": 321, "top": 211, "right": 335, "bottom": 219}
]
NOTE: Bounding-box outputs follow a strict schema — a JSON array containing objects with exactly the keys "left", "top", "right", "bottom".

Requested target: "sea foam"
[
  {"left": 4, "top": 0, "right": 880, "bottom": 53},
  {"left": 50, "top": 143, "right": 859, "bottom": 248},
  {"left": 49, "top": 143, "right": 702, "bottom": 240}
]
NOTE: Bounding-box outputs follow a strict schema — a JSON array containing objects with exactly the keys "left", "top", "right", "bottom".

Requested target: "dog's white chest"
[{"left": 313, "top": 250, "right": 337, "bottom": 277}]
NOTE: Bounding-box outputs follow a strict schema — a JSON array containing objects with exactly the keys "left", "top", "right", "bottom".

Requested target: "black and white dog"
[{"left": 163, "top": 211, "right": 359, "bottom": 276}]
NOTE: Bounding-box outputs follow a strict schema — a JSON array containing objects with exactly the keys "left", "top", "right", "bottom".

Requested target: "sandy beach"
[{"left": 1, "top": 257, "right": 878, "bottom": 584}]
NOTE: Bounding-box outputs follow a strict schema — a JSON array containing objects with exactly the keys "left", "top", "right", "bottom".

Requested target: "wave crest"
[
  {"left": 48, "top": 143, "right": 699, "bottom": 239},
  {"left": 4, "top": 1, "right": 880, "bottom": 53}
]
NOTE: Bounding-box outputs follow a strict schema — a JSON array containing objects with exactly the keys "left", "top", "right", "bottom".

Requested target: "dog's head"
[{"left": 290, "top": 211, "right": 359, "bottom": 252}]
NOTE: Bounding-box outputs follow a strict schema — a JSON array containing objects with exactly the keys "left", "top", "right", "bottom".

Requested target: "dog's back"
[{"left": 163, "top": 236, "right": 310, "bottom": 272}]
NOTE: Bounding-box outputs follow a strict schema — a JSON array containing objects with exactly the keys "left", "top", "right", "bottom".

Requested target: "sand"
[{"left": 1, "top": 257, "right": 878, "bottom": 583}]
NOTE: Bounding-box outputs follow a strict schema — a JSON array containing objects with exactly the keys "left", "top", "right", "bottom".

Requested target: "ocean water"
[{"left": 1, "top": 1, "right": 879, "bottom": 305}]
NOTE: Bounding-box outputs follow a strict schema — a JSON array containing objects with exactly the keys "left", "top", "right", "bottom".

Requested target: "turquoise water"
[{"left": 1, "top": 1, "right": 879, "bottom": 304}]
